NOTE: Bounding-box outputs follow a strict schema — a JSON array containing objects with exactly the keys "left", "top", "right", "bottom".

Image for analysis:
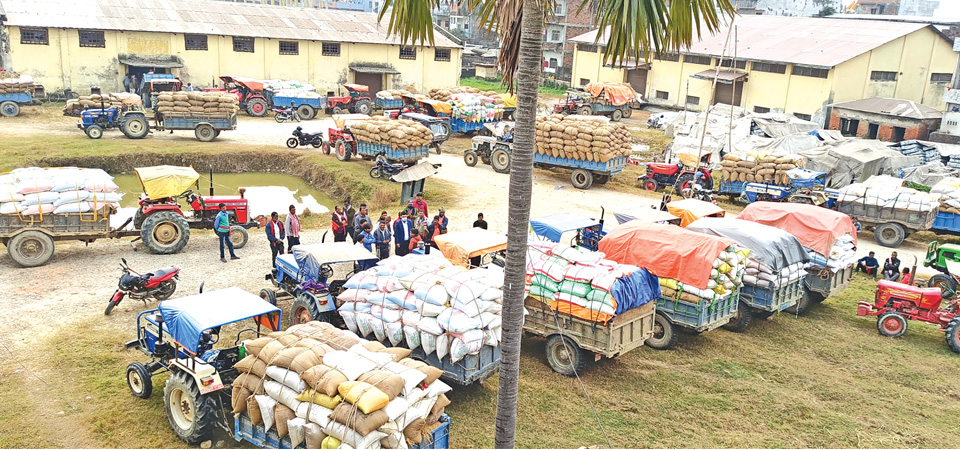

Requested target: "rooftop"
[
  {"left": 828, "top": 13, "right": 960, "bottom": 26},
  {"left": 831, "top": 97, "right": 943, "bottom": 120},
  {"left": 569, "top": 15, "right": 946, "bottom": 68},
  {"left": 0, "top": 0, "right": 460, "bottom": 48}
]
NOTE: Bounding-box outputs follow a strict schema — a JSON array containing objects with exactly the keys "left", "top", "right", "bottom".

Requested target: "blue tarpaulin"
[
  {"left": 530, "top": 214, "right": 604, "bottom": 243},
  {"left": 293, "top": 243, "right": 378, "bottom": 281},
  {"left": 610, "top": 269, "right": 661, "bottom": 315},
  {"left": 159, "top": 287, "right": 281, "bottom": 353}
]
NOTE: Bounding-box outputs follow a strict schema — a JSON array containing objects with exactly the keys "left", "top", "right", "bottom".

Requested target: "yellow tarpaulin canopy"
[
  {"left": 135, "top": 165, "right": 200, "bottom": 200},
  {"left": 418, "top": 98, "right": 453, "bottom": 115},
  {"left": 434, "top": 228, "right": 508, "bottom": 267},
  {"left": 498, "top": 93, "right": 517, "bottom": 108},
  {"left": 666, "top": 199, "right": 726, "bottom": 227}
]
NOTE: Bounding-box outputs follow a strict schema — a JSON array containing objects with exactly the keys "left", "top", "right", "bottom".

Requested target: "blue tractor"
[
  {"left": 123, "top": 287, "right": 281, "bottom": 444},
  {"left": 740, "top": 169, "right": 840, "bottom": 208},
  {"left": 530, "top": 209, "right": 610, "bottom": 251},
  {"left": 77, "top": 102, "right": 150, "bottom": 140}
]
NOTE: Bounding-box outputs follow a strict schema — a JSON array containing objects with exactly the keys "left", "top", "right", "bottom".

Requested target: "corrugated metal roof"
[
  {"left": 569, "top": 15, "right": 942, "bottom": 68},
  {"left": 0, "top": 0, "right": 460, "bottom": 48},
  {"left": 832, "top": 97, "right": 943, "bottom": 120}
]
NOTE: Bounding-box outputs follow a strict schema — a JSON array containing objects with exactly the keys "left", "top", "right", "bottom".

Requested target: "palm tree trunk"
[{"left": 494, "top": 0, "right": 544, "bottom": 448}]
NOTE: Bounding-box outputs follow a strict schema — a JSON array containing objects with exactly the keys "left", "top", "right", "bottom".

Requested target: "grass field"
[{"left": 460, "top": 77, "right": 568, "bottom": 97}]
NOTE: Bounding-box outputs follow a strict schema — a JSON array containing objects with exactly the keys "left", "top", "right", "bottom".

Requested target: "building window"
[
  {"left": 78, "top": 30, "right": 105, "bottom": 48},
  {"left": 870, "top": 71, "right": 897, "bottom": 82},
  {"left": 579, "top": 78, "right": 590, "bottom": 86},
  {"left": 434, "top": 48, "right": 451, "bottom": 62},
  {"left": 655, "top": 53, "right": 680, "bottom": 62},
  {"left": 184, "top": 34, "right": 208, "bottom": 51},
  {"left": 577, "top": 44, "right": 598, "bottom": 53},
  {"left": 322, "top": 42, "right": 341, "bottom": 57},
  {"left": 719, "top": 59, "right": 747, "bottom": 69},
  {"left": 684, "top": 55, "right": 712, "bottom": 65},
  {"left": 20, "top": 28, "right": 48, "bottom": 45},
  {"left": 279, "top": 41, "right": 299, "bottom": 55},
  {"left": 555, "top": 2, "right": 565, "bottom": 15},
  {"left": 754, "top": 106, "right": 771, "bottom": 113},
  {"left": 399, "top": 47, "right": 417, "bottom": 60},
  {"left": 550, "top": 30, "right": 562, "bottom": 42},
  {"left": 793, "top": 65, "right": 829, "bottom": 79},
  {"left": 840, "top": 118, "right": 860, "bottom": 136},
  {"left": 932, "top": 73, "right": 952, "bottom": 83},
  {"left": 793, "top": 112, "right": 812, "bottom": 121},
  {"left": 686, "top": 95, "right": 700, "bottom": 106},
  {"left": 233, "top": 37, "right": 255, "bottom": 53},
  {"left": 549, "top": 58, "right": 558, "bottom": 68},
  {"left": 752, "top": 62, "right": 787, "bottom": 74},
  {"left": 893, "top": 126, "right": 906, "bottom": 142},
  {"left": 656, "top": 90, "right": 669, "bottom": 100}
]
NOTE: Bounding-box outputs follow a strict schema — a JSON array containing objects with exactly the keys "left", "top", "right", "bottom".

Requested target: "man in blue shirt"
[
  {"left": 373, "top": 220, "right": 393, "bottom": 260},
  {"left": 855, "top": 251, "right": 879, "bottom": 279},
  {"left": 215, "top": 203, "right": 239, "bottom": 263},
  {"left": 360, "top": 223, "right": 377, "bottom": 269},
  {"left": 393, "top": 210, "right": 413, "bottom": 257}
]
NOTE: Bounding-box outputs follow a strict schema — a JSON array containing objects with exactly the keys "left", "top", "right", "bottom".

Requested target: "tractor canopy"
[
  {"left": 219, "top": 76, "right": 264, "bottom": 92},
  {"left": 738, "top": 201, "right": 857, "bottom": 257},
  {"left": 614, "top": 208, "right": 681, "bottom": 225},
  {"left": 434, "top": 229, "right": 508, "bottom": 267},
  {"left": 158, "top": 287, "right": 281, "bottom": 354},
  {"left": 686, "top": 217, "right": 810, "bottom": 273},
  {"left": 416, "top": 98, "right": 452, "bottom": 115},
  {"left": 530, "top": 213, "right": 608, "bottom": 243},
  {"left": 666, "top": 199, "right": 725, "bottom": 227},
  {"left": 135, "top": 165, "right": 200, "bottom": 200},
  {"left": 292, "top": 243, "right": 378, "bottom": 280},
  {"left": 343, "top": 84, "right": 369, "bottom": 92},
  {"left": 498, "top": 93, "right": 517, "bottom": 109}
]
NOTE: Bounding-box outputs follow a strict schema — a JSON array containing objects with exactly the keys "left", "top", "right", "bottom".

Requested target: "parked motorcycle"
[
  {"left": 682, "top": 183, "right": 718, "bottom": 204},
  {"left": 105, "top": 258, "right": 180, "bottom": 315},
  {"left": 273, "top": 102, "right": 300, "bottom": 123},
  {"left": 286, "top": 126, "right": 324, "bottom": 149},
  {"left": 369, "top": 152, "right": 408, "bottom": 179}
]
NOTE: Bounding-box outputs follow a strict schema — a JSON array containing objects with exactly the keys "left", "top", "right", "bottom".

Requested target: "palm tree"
[{"left": 380, "top": 0, "right": 735, "bottom": 447}]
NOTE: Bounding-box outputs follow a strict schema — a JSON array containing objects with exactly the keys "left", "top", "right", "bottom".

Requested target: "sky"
[{"left": 936, "top": 1, "right": 960, "bottom": 18}]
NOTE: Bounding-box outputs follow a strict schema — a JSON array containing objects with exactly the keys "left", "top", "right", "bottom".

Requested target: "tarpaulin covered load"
[
  {"left": 797, "top": 140, "right": 919, "bottom": 188},
  {"left": 686, "top": 218, "right": 810, "bottom": 273},
  {"left": 135, "top": 165, "right": 199, "bottom": 200},
  {"left": 433, "top": 229, "right": 507, "bottom": 267},
  {"left": 292, "top": 243, "right": 378, "bottom": 282},
  {"left": 598, "top": 221, "right": 735, "bottom": 290},
  {"left": 737, "top": 202, "right": 857, "bottom": 258},
  {"left": 159, "top": 287, "right": 281, "bottom": 353},
  {"left": 666, "top": 199, "right": 725, "bottom": 227},
  {"left": 418, "top": 98, "right": 453, "bottom": 115},
  {"left": 584, "top": 82, "right": 637, "bottom": 106}
]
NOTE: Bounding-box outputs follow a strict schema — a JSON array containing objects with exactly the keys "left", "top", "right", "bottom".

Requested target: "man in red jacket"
[{"left": 413, "top": 192, "right": 428, "bottom": 219}]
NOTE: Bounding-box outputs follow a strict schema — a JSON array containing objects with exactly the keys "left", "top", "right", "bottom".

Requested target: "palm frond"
[{"left": 379, "top": 0, "right": 443, "bottom": 46}]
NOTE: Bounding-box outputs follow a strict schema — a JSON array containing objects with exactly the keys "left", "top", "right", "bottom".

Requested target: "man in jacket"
[
  {"left": 284, "top": 205, "right": 301, "bottom": 249},
  {"left": 343, "top": 199, "right": 356, "bottom": 242},
  {"left": 374, "top": 220, "right": 392, "bottom": 260},
  {"left": 360, "top": 223, "right": 376, "bottom": 269},
  {"left": 413, "top": 192, "right": 428, "bottom": 219},
  {"left": 266, "top": 211, "right": 286, "bottom": 268},
  {"left": 425, "top": 215, "right": 442, "bottom": 254},
  {"left": 393, "top": 210, "right": 413, "bottom": 257},
  {"left": 215, "top": 203, "right": 239, "bottom": 262},
  {"left": 438, "top": 207, "right": 449, "bottom": 233},
  {"left": 882, "top": 252, "right": 901, "bottom": 281},
  {"left": 352, "top": 204, "right": 369, "bottom": 243},
  {"left": 332, "top": 205, "right": 348, "bottom": 242},
  {"left": 408, "top": 228, "right": 423, "bottom": 253}
]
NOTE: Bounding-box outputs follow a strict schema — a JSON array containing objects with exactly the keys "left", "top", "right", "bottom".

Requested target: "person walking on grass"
[
  {"left": 215, "top": 203, "right": 239, "bottom": 263},
  {"left": 394, "top": 210, "right": 413, "bottom": 257},
  {"left": 266, "top": 211, "right": 286, "bottom": 268},
  {"left": 374, "top": 220, "right": 392, "bottom": 260},
  {"left": 285, "top": 204, "right": 301, "bottom": 249},
  {"left": 332, "top": 205, "right": 348, "bottom": 242},
  {"left": 473, "top": 212, "right": 488, "bottom": 230}
]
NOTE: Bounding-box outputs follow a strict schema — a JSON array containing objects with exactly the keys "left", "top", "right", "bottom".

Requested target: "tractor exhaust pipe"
[{"left": 209, "top": 165, "right": 214, "bottom": 197}]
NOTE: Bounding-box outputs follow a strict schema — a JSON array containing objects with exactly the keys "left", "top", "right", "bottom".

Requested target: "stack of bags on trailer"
[
  {"left": 337, "top": 254, "right": 504, "bottom": 364},
  {"left": 263, "top": 79, "right": 317, "bottom": 91},
  {"left": 0, "top": 73, "right": 33, "bottom": 94},
  {"left": 427, "top": 86, "right": 500, "bottom": 102},
  {"left": 232, "top": 321, "right": 452, "bottom": 449},
  {"left": 658, "top": 246, "right": 749, "bottom": 303},
  {"left": 524, "top": 241, "right": 659, "bottom": 323},
  {"left": 805, "top": 234, "right": 857, "bottom": 272},
  {"left": 376, "top": 89, "right": 412, "bottom": 101},
  {"left": 719, "top": 153, "right": 805, "bottom": 185},
  {"left": 534, "top": 115, "right": 632, "bottom": 163},
  {"left": 348, "top": 116, "right": 434, "bottom": 149},
  {"left": 0, "top": 167, "right": 121, "bottom": 216},
  {"left": 835, "top": 175, "right": 938, "bottom": 212},
  {"left": 154, "top": 91, "right": 239, "bottom": 116},
  {"left": 447, "top": 92, "right": 503, "bottom": 122},
  {"left": 931, "top": 177, "right": 960, "bottom": 214},
  {"left": 63, "top": 92, "right": 143, "bottom": 116},
  {"left": 743, "top": 260, "right": 806, "bottom": 289}
]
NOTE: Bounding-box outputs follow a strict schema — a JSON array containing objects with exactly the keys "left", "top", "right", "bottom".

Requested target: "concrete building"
[
  {"left": 0, "top": 0, "right": 461, "bottom": 94},
  {"left": 543, "top": 0, "right": 595, "bottom": 80},
  {"left": 829, "top": 97, "right": 942, "bottom": 142},
  {"left": 738, "top": 0, "right": 845, "bottom": 16},
  {"left": 569, "top": 15, "right": 956, "bottom": 126},
  {"left": 853, "top": 0, "right": 901, "bottom": 15},
  {"left": 899, "top": 0, "right": 939, "bottom": 16}
]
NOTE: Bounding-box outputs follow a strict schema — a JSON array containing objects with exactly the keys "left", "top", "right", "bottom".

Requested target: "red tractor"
[
  {"left": 858, "top": 279, "right": 960, "bottom": 354},
  {"left": 133, "top": 166, "right": 258, "bottom": 254},
  {"left": 325, "top": 84, "right": 375, "bottom": 115},
  {"left": 639, "top": 162, "right": 713, "bottom": 192},
  {"left": 217, "top": 76, "right": 270, "bottom": 117}
]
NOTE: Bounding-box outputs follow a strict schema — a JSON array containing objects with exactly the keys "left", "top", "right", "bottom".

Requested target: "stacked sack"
[
  {"left": 0, "top": 73, "right": 34, "bottom": 94},
  {"left": 337, "top": 254, "right": 504, "bottom": 364},
  {"left": 154, "top": 91, "right": 239, "bottom": 116},
  {"left": 743, "top": 260, "right": 806, "bottom": 289},
  {"left": 447, "top": 92, "right": 504, "bottom": 122},
  {"left": 348, "top": 116, "right": 433, "bottom": 149},
  {"left": 63, "top": 92, "right": 142, "bottom": 116},
  {"left": 524, "top": 241, "right": 659, "bottom": 323},
  {"left": 659, "top": 245, "right": 749, "bottom": 303},
  {"left": 836, "top": 175, "right": 938, "bottom": 212},
  {"left": 805, "top": 234, "right": 857, "bottom": 272},
  {"left": 263, "top": 79, "right": 317, "bottom": 92},
  {"left": 534, "top": 114, "right": 631, "bottom": 163},
  {"left": 376, "top": 89, "right": 412, "bottom": 101},
  {"left": 427, "top": 86, "right": 501, "bottom": 102},
  {"left": 719, "top": 153, "right": 805, "bottom": 185},
  {"left": 930, "top": 177, "right": 960, "bottom": 214},
  {"left": 0, "top": 167, "right": 121, "bottom": 216},
  {"left": 233, "top": 321, "right": 452, "bottom": 449}
]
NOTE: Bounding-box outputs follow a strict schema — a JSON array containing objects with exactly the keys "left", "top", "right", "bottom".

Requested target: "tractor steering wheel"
[{"left": 319, "top": 264, "right": 334, "bottom": 281}]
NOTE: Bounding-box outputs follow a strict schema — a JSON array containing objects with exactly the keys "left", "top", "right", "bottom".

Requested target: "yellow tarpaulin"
[
  {"left": 434, "top": 228, "right": 508, "bottom": 267},
  {"left": 498, "top": 93, "right": 517, "bottom": 108},
  {"left": 666, "top": 199, "right": 726, "bottom": 227},
  {"left": 135, "top": 165, "right": 200, "bottom": 200},
  {"left": 419, "top": 98, "right": 453, "bottom": 115}
]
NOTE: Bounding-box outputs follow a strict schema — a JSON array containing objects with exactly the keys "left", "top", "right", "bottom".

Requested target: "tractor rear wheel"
[
  {"left": 246, "top": 98, "right": 268, "bottom": 117},
  {"left": 928, "top": 274, "right": 957, "bottom": 296},
  {"left": 874, "top": 223, "right": 905, "bottom": 248},
  {"left": 570, "top": 169, "right": 594, "bottom": 190},
  {"left": 195, "top": 124, "right": 216, "bottom": 142},
  {"left": 141, "top": 211, "right": 190, "bottom": 255},
  {"left": 945, "top": 317, "right": 960, "bottom": 354},
  {"left": 8, "top": 231, "right": 55, "bottom": 267},
  {"left": 259, "top": 288, "right": 278, "bottom": 306},
  {"left": 297, "top": 105, "right": 316, "bottom": 120},
  {"left": 290, "top": 293, "right": 319, "bottom": 327},
  {"left": 545, "top": 335, "right": 588, "bottom": 377},
  {"left": 163, "top": 370, "right": 217, "bottom": 445},
  {"left": 229, "top": 225, "right": 248, "bottom": 249},
  {"left": 332, "top": 106, "right": 345, "bottom": 115},
  {"left": 335, "top": 138, "right": 352, "bottom": 162},
  {"left": 85, "top": 125, "right": 104, "bottom": 139},
  {"left": 645, "top": 313, "right": 677, "bottom": 350},
  {"left": 577, "top": 105, "right": 592, "bottom": 115},
  {"left": 355, "top": 100, "right": 373, "bottom": 115},
  {"left": 0, "top": 101, "right": 20, "bottom": 117},
  {"left": 463, "top": 151, "right": 479, "bottom": 167},
  {"left": 123, "top": 115, "right": 150, "bottom": 139},
  {"left": 723, "top": 301, "right": 753, "bottom": 332},
  {"left": 491, "top": 148, "right": 511, "bottom": 174},
  {"left": 877, "top": 311, "right": 908, "bottom": 338},
  {"left": 126, "top": 362, "right": 153, "bottom": 399}
]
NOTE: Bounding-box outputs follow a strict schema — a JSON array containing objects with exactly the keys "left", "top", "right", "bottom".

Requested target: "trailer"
[
  {"left": 155, "top": 113, "right": 237, "bottom": 142},
  {"left": 931, "top": 211, "right": 960, "bottom": 236},
  {"left": 270, "top": 92, "right": 326, "bottom": 120},
  {"left": 449, "top": 117, "right": 500, "bottom": 134},
  {"left": 356, "top": 142, "right": 430, "bottom": 163},
  {"left": 836, "top": 201, "right": 937, "bottom": 247},
  {"left": 718, "top": 181, "right": 746, "bottom": 197},
  {"left": 1, "top": 210, "right": 136, "bottom": 267},
  {"left": 376, "top": 97, "right": 404, "bottom": 110},
  {"left": 0, "top": 92, "right": 35, "bottom": 117},
  {"left": 235, "top": 411, "right": 451, "bottom": 449},
  {"left": 648, "top": 292, "right": 739, "bottom": 349}
]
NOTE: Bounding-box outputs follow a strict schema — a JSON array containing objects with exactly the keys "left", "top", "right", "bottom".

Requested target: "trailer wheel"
[
  {"left": 229, "top": 225, "right": 249, "bottom": 249},
  {"left": 297, "top": 105, "right": 316, "bottom": 120},
  {"left": 246, "top": 98, "right": 268, "bottom": 117},
  {"left": 85, "top": 125, "right": 104, "bottom": 139},
  {"left": 577, "top": 105, "right": 592, "bottom": 115},
  {"left": 722, "top": 301, "right": 752, "bottom": 332},
  {"left": 0, "top": 101, "right": 20, "bottom": 117},
  {"left": 123, "top": 115, "right": 150, "bottom": 139},
  {"left": 335, "top": 138, "right": 352, "bottom": 162},
  {"left": 611, "top": 109, "right": 623, "bottom": 122},
  {"left": 877, "top": 311, "right": 908, "bottom": 338},
  {"left": 874, "top": 223, "right": 905, "bottom": 248},
  {"left": 945, "top": 317, "right": 960, "bottom": 354},
  {"left": 290, "top": 293, "right": 320, "bottom": 327},
  {"left": 8, "top": 231, "right": 55, "bottom": 267},
  {"left": 491, "top": 148, "right": 511, "bottom": 174},
  {"left": 141, "top": 211, "right": 190, "bottom": 254},
  {"left": 195, "top": 124, "right": 216, "bottom": 142},
  {"left": 126, "top": 362, "right": 153, "bottom": 399},
  {"left": 785, "top": 288, "right": 814, "bottom": 315},
  {"left": 464, "top": 151, "right": 479, "bottom": 167},
  {"left": 570, "top": 169, "right": 594, "bottom": 190},
  {"left": 163, "top": 370, "right": 217, "bottom": 445},
  {"left": 623, "top": 107, "right": 633, "bottom": 118},
  {"left": 594, "top": 174, "right": 610, "bottom": 185},
  {"left": 928, "top": 274, "right": 957, "bottom": 296},
  {"left": 259, "top": 288, "right": 278, "bottom": 306},
  {"left": 645, "top": 313, "right": 677, "bottom": 350},
  {"left": 545, "top": 335, "right": 588, "bottom": 377}
]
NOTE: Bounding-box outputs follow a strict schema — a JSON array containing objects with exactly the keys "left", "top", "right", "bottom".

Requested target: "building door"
[
  {"left": 627, "top": 69, "right": 648, "bottom": 96},
  {"left": 839, "top": 118, "right": 859, "bottom": 136},
  {"left": 354, "top": 72, "right": 383, "bottom": 93},
  {"left": 868, "top": 123, "right": 879, "bottom": 139},
  {"left": 893, "top": 127, "right": 906, "bottom": 142},
  {"left": 714, "top": 81, "right": 743, "bottom": 106}
]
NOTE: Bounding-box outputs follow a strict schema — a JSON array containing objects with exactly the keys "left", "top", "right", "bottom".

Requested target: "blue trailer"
[
  {"left": 449, "top": 117, "right": 501, "bottom": 134},
  {"left": 234, "top": 412, "right": 451, "bottom": 449},
  {"left": 355, "top": 141, "right": 430, "bottom": 163},
  {"left": 931, "top": 211, "right": 960, "bottom": 235},
  {"left": 157, "top": 113, "right": 237, "bottom": 142},
  {"left": 270, "top": 92, "right": 326, "bottom": 120},
  {"left": 718, "top": 181, "right": 746, "bottom": 197},
  {"left": 647, "top": 291, "right": 739, "bottom": 350},
  {"left": 0, "top": 91, "right": 35, "bottom": 117},
  {"left": 376, "top": 97, "right": 404, "bottom": 110}
]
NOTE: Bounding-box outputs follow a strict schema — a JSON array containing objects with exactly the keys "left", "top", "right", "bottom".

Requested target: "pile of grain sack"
[
  {"left": 63, "top": 92, "right": 142, "bottom": 116},
  {"left": 376, "top": 89, "right": 412, "bottom": 101},
  {"left": 427, "top": 86, "right": 499, "bottom": 102},
  {"left": 0, "top": 167, "right": 121, "bottom": 216},
  {"left": 659, "top": 245, "right": 749, "bottom": 303},
  {"left": 525, "top": 241, "right": 658, "bottom": 323},
  {"left": 348, "top": 116, "right": 433, "bottom": 149},
  {"left": 743, "top": 260, "right": 806, "bottom": 289},
  {"left": 719, "top": 153, "right": 804, "bottom": 185},
  {"left": 154, "top": 91, "right": 239, "bottom": 116},
  {"left": 0, "top": 73, "right": 33, "bottom": 94},
  {"left": 805, "top": 234, "right": 857, "bottom": 272},
  {"left": 535, "top": 115, "right": 631, "bottom": 163},
  {"left": 448, "top": 92, "right": 504, "bottom": 123},
  {"left": 929, "top": 177, "right": 960, "bottom": 214},
  {"left": 337, "top": 254, "right": 504, "bottom": 363},
  {"left": 836, "top": 175, "right": 939, "bottom": 212},
  {"left": 232, "top": 321, "right": 451, "bottom": 449}
]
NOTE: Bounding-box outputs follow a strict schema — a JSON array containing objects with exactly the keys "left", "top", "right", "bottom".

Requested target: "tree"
[
  {"left": 818, "top": 5, "right": 837, "bottom": 17},
  {"left": 379, "top": 0, "right": 735, "bottom": 447}
]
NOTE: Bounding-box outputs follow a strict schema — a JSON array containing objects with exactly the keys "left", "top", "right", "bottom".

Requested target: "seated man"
[
  {"left": 882, "top": 252, "right": 901, "bottom": 281},
  {"left": 855, "top": 251, "right": 879, "bottom": 279}
]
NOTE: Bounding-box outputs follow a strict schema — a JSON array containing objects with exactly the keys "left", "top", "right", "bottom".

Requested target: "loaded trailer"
[
  {"left": 0, "top": 91, "right": 36, "bottom": 117},
  {"left": 155, "top": 113, "right": 237, "bottom": 142},
  {"left": 234, "top": 411, "right": 451, "bottom": 449},
  {"left": 0, "top": 209, "right": 138, "bottom": 267},
  {"left": 836, "top": 201, "right": 937, "bottom": 248}
]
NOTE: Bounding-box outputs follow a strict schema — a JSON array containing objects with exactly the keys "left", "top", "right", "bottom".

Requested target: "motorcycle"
[
  {"left": 273, "top": 102, "right": 300, "bottom": 123},
  {"left": 105, "top": 258, "right": 180, "bottom": 315},
  {"left": 369, "top": 152, "right": 408, "bottom": 179},
  {"left": 286, "top": 126, "right": 324, "bottom": 149},
  {"left": 682, "top": 182, "right": 718, "bottom": 204}
]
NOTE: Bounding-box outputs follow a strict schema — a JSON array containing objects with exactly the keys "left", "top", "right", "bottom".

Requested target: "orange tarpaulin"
[
  {"left": 737, "top": 202, "right": 858, "bottom": 257},
  {"left": 230, "top": 76, "right": 264, "bottom": 92},
  {"left": 527, "top": 295, "right": 616, "bottom": 325},
  {"left": 343, "top": 83, "right": 369, "bottom": 92},
  {"left": 585, "top": 82, "right": 637, "bottom": 106},
  {"left": 666, "top": 199, "right": 726, "bottom": 227},
  {"left": 418, "top": 98, "right": 453, "bottom": 115},
  {"left": 434, "top": 228, "right": 507, "bottom": 267},
  {"left": 598, "top": 221, "right": 734, "bottom": 290}
]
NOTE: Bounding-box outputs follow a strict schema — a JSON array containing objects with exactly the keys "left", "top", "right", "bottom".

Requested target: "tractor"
[
  {"left": 218, "top": 76, "right": 271, "bottom": 117},
  {"left": 324, "top": 84, "right": 375, "bottom": 115},
  {"left": 857, "top": 278, "right": 960, "bottom": 355},
  {"left": 77, "top": 98, "right": 150, "bottom": 140},
  {"left": 923, "top": 241, "right": 960, "bottom": 293},
  {"left": 639, "top": 161, "right": 713, "bottom": 193},
  {"left": 133, "top": 166, "right": 259, "bottom": 254},
  {"left": 383, "top": 110, "right": 452, "bottom": 154},
  {"left": 139, "top": 74, "right": 182, "bottom": 109},
  {"left": 553, "top": 91, "right": 591, "bottom": 115}
]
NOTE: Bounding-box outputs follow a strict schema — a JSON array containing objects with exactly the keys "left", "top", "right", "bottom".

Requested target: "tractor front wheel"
[
  {"left": 229, "top": 225, "right": 249, "bottom": 249},
  {"left": 259, "top": 288, "right": 278, "bottom": 306},
  {"left": 290, "top": 293, "right": 320, "bottom": 327},
  {"left": 141, "top": 211, "right": 190, "bottom": 255},
  {"left": 463, "top": 151, "right": 479, "bottom": 167},
  {"left": 643, "top": 179, "right": 659, "bottom": 191},
  {"left": 577, "top": 105, "right": 592, "bottom": 115},
  {"left": 945, "top": 317, "right": 960, "bottom": 354},
  {"left": 126, "top": 362, "right": 153, "bottom": 399},
  {"left": 163, "top": 370, "right": 217, "bottom": 445},
  {"left": 877, "top": 311, "right": 908, "bottom": 338},
  {"left": 85, "top": 125, "right": 104, "bottom": 139}
]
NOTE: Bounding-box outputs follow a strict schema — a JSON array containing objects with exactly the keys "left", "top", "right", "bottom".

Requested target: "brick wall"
[
  {"left": 546, "top": 0, "right": 596, "bottom": 79},
  {"left": 829, "top": 110, "right": 933, "bottom": 142}
]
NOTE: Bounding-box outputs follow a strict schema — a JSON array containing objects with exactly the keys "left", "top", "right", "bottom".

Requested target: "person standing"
[
  {"left": 284, "top": 205, "right": 301, "bottom": 249},
  {"left": 438, "top": 207, "right": 449, "bottom": 234},
  {"left": 332, "top": 205, "right": 348, "bottom": 242},
  {"left": 186, "top": 83, "right": 194, "bottom": 92},
  {"left": 343, "top": 199, "right": 356, "bottom": 242},
  {"left": 352, "top": 204, "right": 369, "bottom": 243},
  {"left": 266, "top": 211, "right": 286, "bottom": 268},
  {"left": 360, "top": 223, "right": 376, "bottom": 269},
  {"left": 123, "top": 75, "right": 132, "bottom": 93},
  {"left": 473, "top": 213, "right": 488, "bottom": 230},
  {"left": 215, "top": 203, "right": 239, "bottom": 263},
  {"left": 413, "top": 192, "right": 428, "bottom": 218},
  {"left": 393, "top": 210, "right": 413, "bottom": 257},
  {"left": 882, "top": 252, "right": 901, "bottom": 281},
  {"left": 404, "top": 199, "right": 418, "bottom": 218},
  {"left": 374, "top": 220, "right": 392, "bottom": 260}
]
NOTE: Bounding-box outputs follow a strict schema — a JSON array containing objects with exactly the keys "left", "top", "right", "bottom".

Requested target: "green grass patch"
[{"left": 459, "top": 77, "right": 568, "bottom": 96}]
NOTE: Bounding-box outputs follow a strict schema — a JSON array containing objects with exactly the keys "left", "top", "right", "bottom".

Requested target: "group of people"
[
  {"left": 212, "top": 202, "right": 303, "bottom": 267},
  {"left": 855, "top": 251, "right": 911, "bottom": 284}
]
